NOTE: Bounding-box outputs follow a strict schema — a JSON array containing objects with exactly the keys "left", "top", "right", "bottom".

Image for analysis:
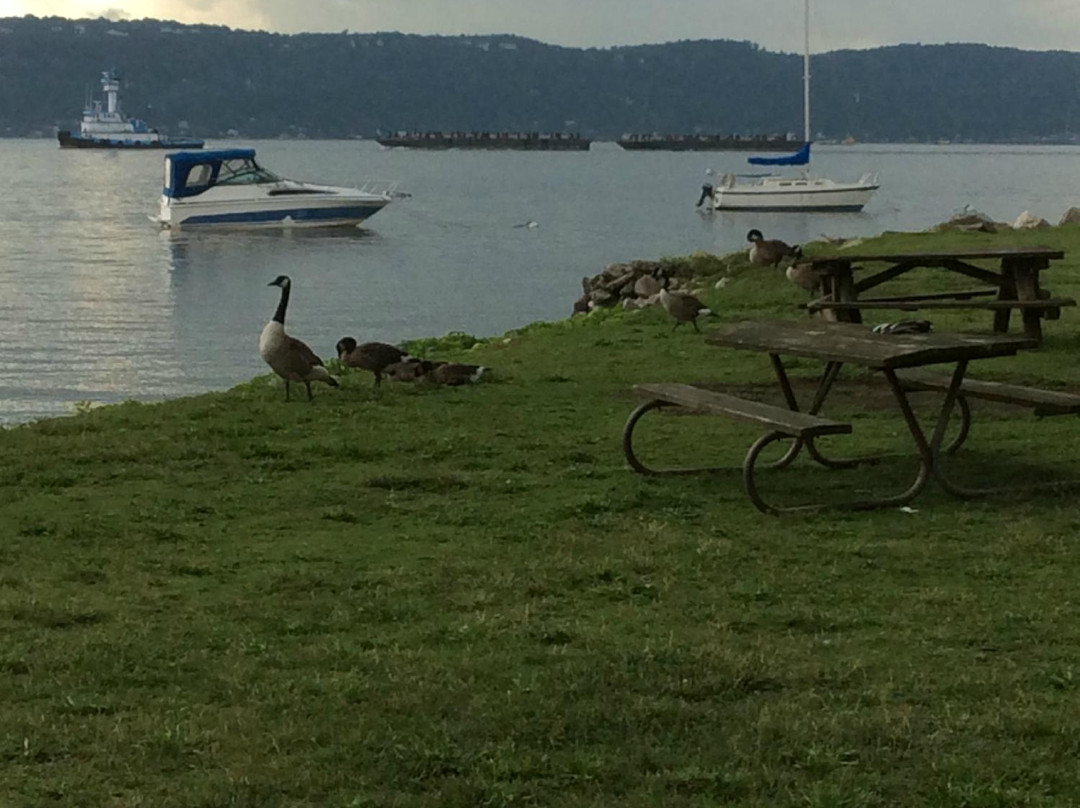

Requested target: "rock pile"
[
  {"left": 572, "top": 260, "right": 708, "bottom": 315},
  {"left": 933, "top": 206, "right": 1080, "bottom": 233}
]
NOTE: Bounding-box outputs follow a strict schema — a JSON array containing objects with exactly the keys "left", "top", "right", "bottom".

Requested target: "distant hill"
[{"left": 2, "top": 15, "right": 1079, "bottom": 143}]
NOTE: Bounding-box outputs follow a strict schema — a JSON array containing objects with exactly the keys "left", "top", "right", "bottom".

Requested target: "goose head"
[
  {"left": 746, "top": 229, "right": 764, "bottom": 244},
  {"left": 268, "top": 275, "right": 291, "bottom": 288},
  {"left": 336, "top": 336, "right": 357, "bottom": 358}
]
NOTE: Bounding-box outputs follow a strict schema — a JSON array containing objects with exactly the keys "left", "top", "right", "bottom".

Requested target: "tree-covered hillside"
[{"left": 1, "top": 15, "right": 1078, "bottom": 142}]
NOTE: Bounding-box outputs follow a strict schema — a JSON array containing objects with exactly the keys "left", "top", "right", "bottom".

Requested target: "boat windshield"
[{"left": 215, "top": 157, "right": 282, "bottom": 185}]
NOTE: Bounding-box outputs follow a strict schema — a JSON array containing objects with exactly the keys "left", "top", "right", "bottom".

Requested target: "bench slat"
[
  {"left": 807, "top": 298, "right": 1075, "bottom": 312},
  {"left": 898, "top": 371, "right": 1080, "bottom": 416},
  {"left": 858, "top": 288, "right": 999, "bottom": 303},
  {"left": 634, "top": 383, "right": 852, "bottom": 438}
]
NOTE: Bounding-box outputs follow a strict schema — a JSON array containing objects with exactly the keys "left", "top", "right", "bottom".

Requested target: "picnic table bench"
[
  {"left": 798, "top": 246, "right": 1073, "bottom": 342},
  {"left": 624, "top": 319, "right": 1080, "bottom": 513}
]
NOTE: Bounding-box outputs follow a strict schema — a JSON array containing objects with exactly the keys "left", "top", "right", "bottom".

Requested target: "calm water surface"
[{"left": 1, "top": 138, "right": 1079, "bottom": 423}]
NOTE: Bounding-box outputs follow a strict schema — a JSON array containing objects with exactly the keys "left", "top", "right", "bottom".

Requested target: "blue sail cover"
[{"left": 747, "top": 142, "right": 811, "bottom": 166}]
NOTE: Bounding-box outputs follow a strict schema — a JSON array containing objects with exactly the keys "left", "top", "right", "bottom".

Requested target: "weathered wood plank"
[
  {"left": 633, "top": 383, "right": 851, "bottom": 438},
  {"left": 807, "top": 246, "right": 1064, "bottom": 265},
  {"left": 706, "top": 319, "right": 1036, "bottom": 369},
  {"left": 806, "top": 298, "right": 1075, "bottom": 312},
  {"left": 860, "top": 287, "right": 999, "bottom": 303},
  {"left": 852, "top": 261, "right": 919, "bottom": 293},
  {"left": 803, "top": 288, "right": 1000, "bottom": 311},
  {"left": 940, "top": 259, "right": 1004, "bottom": 286},
  {"left": 899, "top": 371, "right": 1080, "bottom": 416}
]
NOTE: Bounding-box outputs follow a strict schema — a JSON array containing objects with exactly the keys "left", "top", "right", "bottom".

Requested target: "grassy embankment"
[{"left": 4, "top": 226, "right": 1080, "bottom": 807}]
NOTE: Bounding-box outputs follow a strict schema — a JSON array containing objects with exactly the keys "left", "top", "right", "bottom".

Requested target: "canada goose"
[
  {"left": 384, "top": 358, "right": 426, "bottom": 382},
  {"left": 659, "top": 287, "right": 714, "bottom": 333},
  {"left": 418, "top": 361, "right": 488, "bottom": 386},
  {"left": 747, "top": 229, "right": 802, "bottom": 268},
  {"left": 335, "top": 337, "right": 410, "bottom": 387},
  {"left": 382, "top": 358, "right": 488, "bottom": 385},
  {"left": 259, "top": 275, "right": 339, "bottom": 401},
  {"left": 785, "top": 262, "right": 827, "bottom": 294}
]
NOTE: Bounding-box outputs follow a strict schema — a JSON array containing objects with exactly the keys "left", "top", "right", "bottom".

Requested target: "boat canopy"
[
  {"left": 164, "top": 148, "right": 259, "bottom": 198},
  {"left": 748, "top": 142, "right": 811, "bottom": 166}
]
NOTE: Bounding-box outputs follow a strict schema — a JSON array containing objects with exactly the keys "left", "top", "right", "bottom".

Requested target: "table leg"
[
  {"left": 1012, "top": 260, "right": 1044, "bottom": 342},
  {"left": 769, "top": 355, "right": 874, "bottom": 470},
  {"left": 833, "top": 265, "right": 862, "bottom": 325},
  {"left": 910, "top": 359, "right": 1080, "bottom": 498},
  {"left": 993, "top": 260, "right": 1018, "bottom": 334}
]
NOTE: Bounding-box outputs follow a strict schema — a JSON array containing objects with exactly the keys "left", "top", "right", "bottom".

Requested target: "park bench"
[
  {"left": 623, "top": 320, "right": 1062, "bottom": 514},
  {"left": 622, "top": 382, "right": 855, "bottom": 507},
  {"left": 807, "top": 297, "right": 1074, "bottom": 317},
  {"left": 629, "top": 383, "right": 850, "bottom": 438},
  {"left": 797, "top": 247, "right": 1070, "bottom": 341},
  {"left": 623, "top": 382, "right": 851, "bottom": 477},
  {"left": 898, "top": 371, "right": 1080, "bottom": 416}
]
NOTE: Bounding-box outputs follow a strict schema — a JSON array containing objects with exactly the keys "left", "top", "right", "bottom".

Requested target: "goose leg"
[
  {"left": 285, "top": 381, "right": 291, "bottom": 402},
  {"left": 692, "top": 319, "right": 701, "bottom": 333},
  {"left": 304, "top": 381, "right": 313, "bottom": 401}
]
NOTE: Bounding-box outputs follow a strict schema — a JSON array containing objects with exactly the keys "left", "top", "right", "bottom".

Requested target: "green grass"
[{"left": 4, "top": 226, "right": 1080, "bottom": 806}]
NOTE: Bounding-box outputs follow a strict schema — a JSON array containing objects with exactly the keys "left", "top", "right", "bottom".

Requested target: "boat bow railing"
[{"left": 358, "top": 180, "right": 400, "bottom": 198}]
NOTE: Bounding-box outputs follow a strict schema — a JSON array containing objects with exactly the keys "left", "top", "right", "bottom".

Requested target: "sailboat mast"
[{"left": 803, "top": 0, "right": 811, "bottom": 143}]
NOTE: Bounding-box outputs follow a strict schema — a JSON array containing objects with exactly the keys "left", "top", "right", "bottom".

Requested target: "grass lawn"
[{"left": 4, "top": 226, "right": 1080, "bottom": 807}]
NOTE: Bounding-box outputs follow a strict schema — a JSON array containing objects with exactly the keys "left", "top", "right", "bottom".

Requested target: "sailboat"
[{"left": 700, "top": 0, "right": 879, "bottom": 212}]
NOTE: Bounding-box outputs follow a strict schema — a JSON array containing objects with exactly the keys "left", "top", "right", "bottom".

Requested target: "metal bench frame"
[{"left": 897, "top": 371, "right": 1080, "bottom": 498}]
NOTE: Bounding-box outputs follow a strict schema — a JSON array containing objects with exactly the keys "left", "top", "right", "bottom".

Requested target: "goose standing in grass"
[
  {"left": 259, "top": 275, "right": 338, "bottom": 401},
  {"left": 335, "top": 337, "right": 410, "bottom": 388},
  {"left": 659, "top": 287, "right": 714, "bottom": 333},
  {"left": 747, "top": 229, "right": 802, "bottom": 268}
]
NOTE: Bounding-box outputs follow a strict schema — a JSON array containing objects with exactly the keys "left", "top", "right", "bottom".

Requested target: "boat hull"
[
  {"left": 710, "top": 176, "right": 879, "bottom": 213},
  {"left": 160, "top": 194, "right": 391, "bottom": 229},
  {"left": 58, "top": 130, "right": 205, "bottom": 150}
]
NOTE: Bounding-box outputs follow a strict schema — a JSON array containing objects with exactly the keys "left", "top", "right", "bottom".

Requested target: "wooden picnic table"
[
  {"left": 623, "top": 319, "right": 1080, "bottom": 513},
  {"left": 800, "top": 246, "right": 1073, "bottom": 342}
]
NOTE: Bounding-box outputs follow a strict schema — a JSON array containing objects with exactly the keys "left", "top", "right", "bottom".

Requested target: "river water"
[{"left": 1, "top": 138, "right": 1078, "bottom": 423}]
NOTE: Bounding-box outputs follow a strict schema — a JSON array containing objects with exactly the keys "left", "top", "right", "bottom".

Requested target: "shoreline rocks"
[{"left": 572, "top": 258, "right": 722, "bottom": 315}]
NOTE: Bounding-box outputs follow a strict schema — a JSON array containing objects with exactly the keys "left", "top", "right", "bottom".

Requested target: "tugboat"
[{"left": 57, "top": 70, "right": 204, "bottom": 150}]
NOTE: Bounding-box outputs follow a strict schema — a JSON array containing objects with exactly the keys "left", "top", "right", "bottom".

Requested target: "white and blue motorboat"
[
  {"left": 57, "top": 70, "right": 204, "bottom": 150},
  {"left": 156, "top": 149, "right": 396, "bottom": 229}
]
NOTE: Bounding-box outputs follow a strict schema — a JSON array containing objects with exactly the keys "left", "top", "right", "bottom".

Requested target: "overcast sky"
[{"left": 9, "top": 0, "right": 1080, "bottom": 53}]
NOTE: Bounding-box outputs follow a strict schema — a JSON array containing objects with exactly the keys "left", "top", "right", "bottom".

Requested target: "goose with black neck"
[{"left": 259, "top": 275, "right": 339, "bottom": 401}]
